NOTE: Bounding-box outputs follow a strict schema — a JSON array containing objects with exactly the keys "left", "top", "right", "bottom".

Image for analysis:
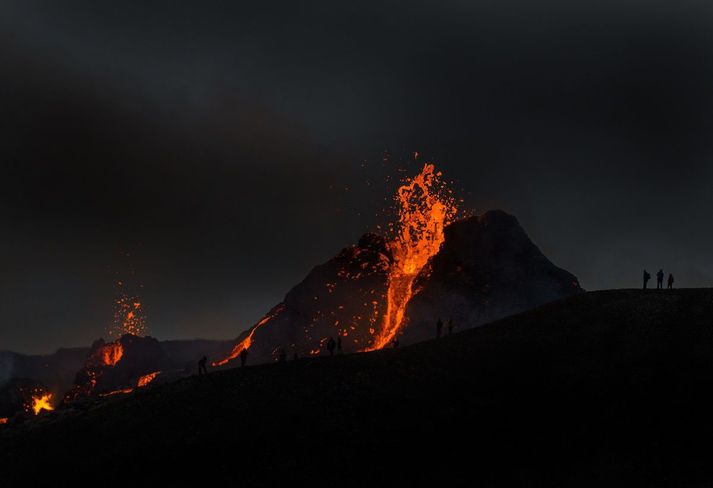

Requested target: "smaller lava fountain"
[
  {"left": 64, "top": 282, "right": 150, "bottom": 402},
  {"left": 23, "top": 387, "right": 55, "bottom": 416}
]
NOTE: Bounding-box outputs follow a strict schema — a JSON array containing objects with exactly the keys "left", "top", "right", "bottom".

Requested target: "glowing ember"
[
  {"left": 137, "top": 371, "right": 160, "bottom": 388},
  {"left": 213, "top": 304, "right": 285, "bottom": 367},
  {"left": 366, "top": 163, "right": 457, "bottom": 350},
  {"left": 30, "top": 393, "right": 54, "bottom": 415},
  {"left": 0, "top": 417, "right": 8, "bottom": 424},
  {"left": 109, "top": 283, "right": 147, "bottom": 337}
]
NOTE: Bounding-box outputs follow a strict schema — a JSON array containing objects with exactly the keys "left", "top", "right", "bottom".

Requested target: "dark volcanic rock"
[
  {"left": 242, "top": 233, "right": 392, "bottom": 360},
  {"left": 404, "top": 210, "right": 583, "bottom": 343}
]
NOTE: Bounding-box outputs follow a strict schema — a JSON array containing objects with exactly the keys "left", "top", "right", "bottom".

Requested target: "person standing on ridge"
[
  {"left": 198, "top": 356, "right": 208, "bottom": 375},
  {"left": 239, "top": 348, "right": 249, "bottom": 368},
  {"left": 656, "top": 269, "right": 664, "bottom": 289},
  {"left": 337, "top": 336, "right": 343, "bottom": 354},
  {"left": 668, "top": 273, "right": 674, "bottom": 289},
  {"left": 447, "top": 317, "right": 454, "bottom": 336},
  {"left": 327, "top": 337, "right": 336, "bottom": 356},
  {"left": 643, "top": 270, "right": 651, "bottom": 290},
  {"left": 436, "top": 319, "right": 443, "bottom": 338}
]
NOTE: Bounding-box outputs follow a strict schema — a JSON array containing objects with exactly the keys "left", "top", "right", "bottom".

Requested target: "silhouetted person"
[
  {"left": 643, "top": 270, "right": 651, "bottom": 290},
  {"left": 198, "top": 356, "right": 208, "bottom": 376},
  {"left": 657, "top": 269, "right": 664, "bottom": 289},
  {"left": 391, "top": 337, "right": 399, "bottom": 348},
  {"left": 447, "top": 317, "right": 454, "bottom": 336},
  {"left": 278, "top": 348, "right": 287, "bottom": 363},
  {"left": 436, "top": 319, "right": 443, "bottom": 338},
  {"left": 327, "top": 337, "right": 336, "bottom": 356},
  {"left": 668, "top": 273, "right": 674, "bottom": 289},
  {"left": 239, "top": 348, "right": 249, "bottom": 368},
  {"left": 337, "top": 336, "right": 343, "bottom": 354},
  {"left": 293, "top": 352, "right": 299, "bottom": 361}
]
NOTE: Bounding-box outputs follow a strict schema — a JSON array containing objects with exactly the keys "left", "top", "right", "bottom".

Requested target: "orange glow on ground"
[
  {"left": 99, "top": 388, "right": 134, "bottom": 397},
  {"left": 0, "top": 418, "right": 8, "bottom": 424}
]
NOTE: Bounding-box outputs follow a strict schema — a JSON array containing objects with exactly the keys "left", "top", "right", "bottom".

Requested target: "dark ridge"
[{"left": 2, "top": 289, "right": 712, "bottom": 486}]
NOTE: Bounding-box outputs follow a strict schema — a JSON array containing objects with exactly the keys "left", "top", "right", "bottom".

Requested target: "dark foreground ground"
[{"left": 3, "top": 289, "right": 713, "bottom": 486}]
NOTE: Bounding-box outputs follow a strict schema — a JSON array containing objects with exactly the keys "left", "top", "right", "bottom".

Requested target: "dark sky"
[{"left": 2, "top": 0, "right": 713, "bottom": 354}]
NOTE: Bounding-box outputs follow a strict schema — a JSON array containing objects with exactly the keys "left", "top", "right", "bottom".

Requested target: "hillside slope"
[{"left": 3, "top": 289, "right": 713, "bottom": 486}]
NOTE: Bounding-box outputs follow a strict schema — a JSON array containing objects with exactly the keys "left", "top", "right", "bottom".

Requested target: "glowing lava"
[
  {"left": 98, "top": 371, "right": 161, "bottom": 397},
  {"left": 0, "top": 417, "right": 8, "bottom": 425},
  {"left": 99, "top": 388, "right": 134, "bottom": 397},
  {"left": 213, "top": 305, "right": 285, "bottom": 367},
  {"left": 137, "top": 371, "right": 160, "bottom": 387},
  {"left": 366, "top": 163, "right": 457, "bottom": 350},
  {"left": 30, "top": 393, "right": 54, "bottom": 415},
  {"left": 98, "top": 342, "right": 124, "bottom": 366}
]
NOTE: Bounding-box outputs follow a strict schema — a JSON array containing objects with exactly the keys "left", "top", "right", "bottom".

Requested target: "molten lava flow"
[
  {"left": 365, "top": 163, "right": 457, "bottom": 350},
  {"left": 30, "top": 393, "right": 54, "bottom": 415},
  {"left": 98, "top": 371, "right": 161, "bottom": 398},
  {"left": 99, "top": 388, "right": 134, "bottom": 397},
  {"left": 0, "top": 417, "right": 8, "bottom": 424},
  {"left": 213, "top": 304, "right": 285, "bottom": 367},
  {"left": 99, "top": 342, "right": 124, "bottom": 366},
  {"left": 137, "top": 371, "right": 160, "bottom": 388}
]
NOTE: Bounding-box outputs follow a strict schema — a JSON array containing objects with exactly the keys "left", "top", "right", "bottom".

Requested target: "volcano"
[
  {"left": 64, "top": 334, "right": 172, "bottom": 401},
  {"left": 217, "top": 209, "right": 583, "bottom": 365}
]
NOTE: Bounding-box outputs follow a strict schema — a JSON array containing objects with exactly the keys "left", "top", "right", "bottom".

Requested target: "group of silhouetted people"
[{"left": 643, "top": 269, "right": 674, "bottom": 290}]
